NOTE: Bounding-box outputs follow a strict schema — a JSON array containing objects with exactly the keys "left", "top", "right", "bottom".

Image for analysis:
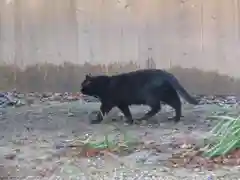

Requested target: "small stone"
[
  {"left": 68, "top": 112, "right": 74, "bottom": 117},
  {"left": 213, "top": 156, "right": 223, "bottom": 164},
  {"left": 159, "top": 167, "right": 169, "bottom": 172},
  {"left": 194, "top": 168, "right": 201, "bottom": 172},
  {"left": 180, "top": 143, "right": 192, "bottom": 149},
  {"left": 123, "top": 123, "right": 130, "bottom": 126},
  {"left": 14, "top": 149, "right": 20, "bottom": 153}
]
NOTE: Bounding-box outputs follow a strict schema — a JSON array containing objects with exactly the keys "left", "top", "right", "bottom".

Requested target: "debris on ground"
[
  {"left": 167, "top": 113, "right": 240, "bottom": 171},
  {"left": 1, "top": 95, "right": 240, "bottom": 179},
  {"left": 1, "top": 91, "right": 240, "bottom": 108},
  {"left": 0, "top": 92, "right": 20, "bottom": 107}
]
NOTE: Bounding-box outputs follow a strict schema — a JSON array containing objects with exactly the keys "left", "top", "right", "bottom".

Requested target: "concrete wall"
[{"left": 0, "top": 0, "right": 239, "bottom": 76}]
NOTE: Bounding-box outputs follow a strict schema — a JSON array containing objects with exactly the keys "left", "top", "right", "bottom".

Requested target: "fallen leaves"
[{"left": 167, "top": 147, "right": 240, "bottom": 171}]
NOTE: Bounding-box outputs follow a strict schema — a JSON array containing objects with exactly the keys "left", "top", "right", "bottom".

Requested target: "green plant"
[{"left": 203, "top": 115, "right": 240, "bottom": 157}]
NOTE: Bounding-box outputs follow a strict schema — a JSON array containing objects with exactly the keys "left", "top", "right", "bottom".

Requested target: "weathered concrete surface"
[{"left": 0, "top": 102, "right": 240, "bottom": 179}]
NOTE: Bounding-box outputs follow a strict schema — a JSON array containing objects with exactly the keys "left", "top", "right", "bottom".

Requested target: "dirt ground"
[{"left": 0, "top": 101, "right": 240, "bottom": 179}]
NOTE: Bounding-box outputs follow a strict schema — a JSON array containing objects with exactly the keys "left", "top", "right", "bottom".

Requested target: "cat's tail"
[{"left": 166, "top": 73, "right": 198, "bottom": 105}]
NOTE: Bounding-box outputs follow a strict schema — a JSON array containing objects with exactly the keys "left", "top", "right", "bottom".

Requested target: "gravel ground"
[{"left": 0, "top": 101, "right": 240, "bottom": 179}]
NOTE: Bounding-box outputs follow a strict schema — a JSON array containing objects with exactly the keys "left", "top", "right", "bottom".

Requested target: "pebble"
[
  {"left": 67, "top": 112, "right": 74, "bottom": 117},
  {"left": 159, "top": 167, "right": 169, "bottom": 172},
  {"left": 194, "top": 168, "right": 201, "bottom": 172}
]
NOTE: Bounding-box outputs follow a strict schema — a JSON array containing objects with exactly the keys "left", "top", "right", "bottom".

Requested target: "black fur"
[{"left": 81, "top": 69, "right": 198, "bottom": 124}]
